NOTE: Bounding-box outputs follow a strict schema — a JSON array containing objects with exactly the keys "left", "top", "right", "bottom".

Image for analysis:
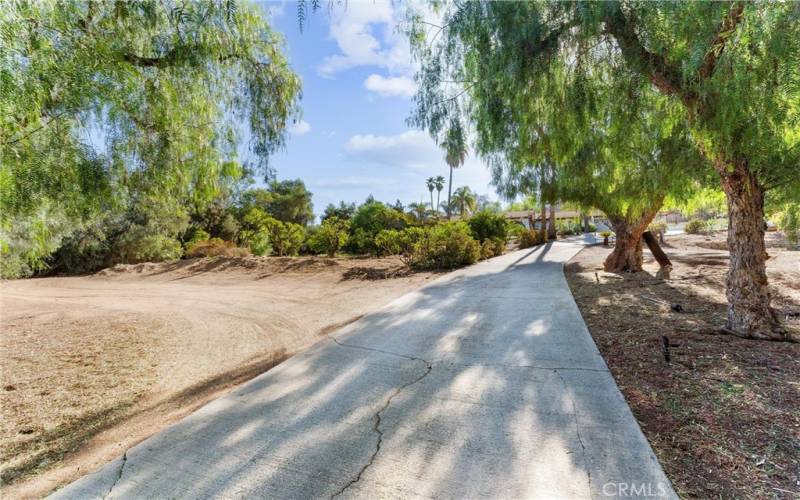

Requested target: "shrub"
[
  {"left": 480, "top": 239, "right": 495, "bottom": 260},
  {"left": 519, "top": 229, "right": 544, "bottom": 248},
  {"left": 506, "top": 223, "right": 526, "bottom": 240},
  {"left": 247, "top": 231, "right": 272, "bottom": 256},
  {"left": 308, "top": 217, "right": 349, "bottom": 257},
  {"left": 239, "top": 208, "right": 304, "bottom": 256},
  {"left": 117, "top": 231, "right": 183, "bottom": 263},
  {"left": 467, "top": 210, "right": 508, "bottom": 243},
  {"left": 186, "top": 238, "right": 250, "bottom": 258},
  {"left": 347, "top": 201, "right": 409, "bottom": 254},
  {"left": 266, "top": 220, "right": 305, "bottom": 256},
  {"left": 48, "top": 223, "right": 114, "bottom": 275},
  {"left": 409, "top": 221, "right": 480, "bottom": 270},
  {"left": 374, "top": 229, "right": 401, "bottom": 256},
  {"left": 185, "top": 228, "right": 211, "bottom": 248},
  {"left": 599, "top": 230, "right": 613, "bottom": 246},
  {"left": 479, "top": 238, "right": 506, "bottom": 259},
  {"left": 684, "top": 219, "right": 708, "bottom": 234},
  {"left": 491, "top": 237, "right": 506, "bottom": 256}
]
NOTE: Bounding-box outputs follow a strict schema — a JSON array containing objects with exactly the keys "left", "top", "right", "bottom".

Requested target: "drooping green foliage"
[
  {"left": 408, "top": 0, "right": 800, "bottom": 336},
  {"left": 1, "top": 0, "right": 301, "bottom": 277}
]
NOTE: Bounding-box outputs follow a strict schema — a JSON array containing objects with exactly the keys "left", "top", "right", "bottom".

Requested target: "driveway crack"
[
  {"left": 329, "top": 336, "right": 422, "bottom": 362},
  {"left": 554, "top": 369, "right": 593, "bottom": 497},
  {"left": 330, "top": 343, "right": 433, "bottom": 499},
  {"left": 103, "top": 451, "right": 128, "bottom": 499}
]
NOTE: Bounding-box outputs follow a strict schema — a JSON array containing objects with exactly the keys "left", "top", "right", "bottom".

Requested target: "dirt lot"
[
  {"left": 565, "top": 232, "right": 800, "bottom": 498},
  {"left": 0, "top": 255, "right": 436, "bottom": 497}
]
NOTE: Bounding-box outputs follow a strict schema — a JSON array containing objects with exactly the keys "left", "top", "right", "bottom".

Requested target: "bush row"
[{"left": 186, "top": 210, "right": 529, "bottom": 271}]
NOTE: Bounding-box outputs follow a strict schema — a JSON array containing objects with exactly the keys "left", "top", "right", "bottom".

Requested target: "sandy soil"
[
  {"left": 565, "top": 231, "right": 800, "bottom": 498},
  {"left": 0, "top": 255, "right": 436, "bottom": 498}
]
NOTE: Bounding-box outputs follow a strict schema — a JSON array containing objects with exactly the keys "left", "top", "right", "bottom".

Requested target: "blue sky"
[{"left": 259, "top": 1, "right": 496, "bottom": 217}]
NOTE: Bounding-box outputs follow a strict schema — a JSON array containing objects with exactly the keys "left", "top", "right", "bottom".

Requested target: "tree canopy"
[
  {"left": 1, "top": 0, "right": 301, "bottom": 276},
  {"left": 408, "top": 0, "right": 800, "bottom": 339}
]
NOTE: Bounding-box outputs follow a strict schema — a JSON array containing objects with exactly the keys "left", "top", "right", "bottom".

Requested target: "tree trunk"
[
  {"left": 604, "top": 220, "right": 644, "bottom": 272},
  {"left": 604, "top": 202, "right": 662, "bottom": 273},
  {"left": 642, "top": 231, "right": 671, "bottom": 268},
  {"left": 540, "top": 198, "right": 546, "bottom": 234},
  {"left": 446, "top": 166, "right": 453, "bottom": 219},
  {"left": 547, "top": 204, "right": 557, "bottom": 240},
  {"left": 582, "top": 214, "right": 590, "bottom": 233},
  {"left": 719, "top": 163, "right": 784, "bottom": 339}
]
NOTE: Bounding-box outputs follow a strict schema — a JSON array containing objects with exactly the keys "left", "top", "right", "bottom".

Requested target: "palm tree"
[
  {"left": 426, "top": 177, "right": 436, "bottom": 212},
  {"left": 440, "top": 121, "right": 467, "bottom": 219},
  {"left": 434, "top": 175, "right": 445, "bottom": 215},
  {"left": 453, "top": 186, "right": 477, "bottom": 218},
  {"left": 407, "top": 202, "right": 428, "bottom": 222}
]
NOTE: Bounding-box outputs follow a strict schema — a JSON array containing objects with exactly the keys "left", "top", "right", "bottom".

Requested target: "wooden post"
[{"left": 642, "top": 231, "right": 672, "bottom": 268}]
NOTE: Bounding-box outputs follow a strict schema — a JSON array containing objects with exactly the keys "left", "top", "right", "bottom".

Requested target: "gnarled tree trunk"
[
  {"left": 604, "top": 201, "right": 663, "bottom": 273},
  {"left": 719, "top": 162, "right": 784, "bottom": 339},
  {"left": 547, "top": 204, "right": 557, "bottom": 240},
  {"left": 604, "top": 219, "right": 645, "bottom": 272}
]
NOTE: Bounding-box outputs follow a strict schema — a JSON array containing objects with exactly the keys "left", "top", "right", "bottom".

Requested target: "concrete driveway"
[{"left": 52, "top": 240, "right": 675, "bottom": 499}]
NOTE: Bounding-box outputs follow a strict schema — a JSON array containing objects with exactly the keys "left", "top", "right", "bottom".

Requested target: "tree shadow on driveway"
[{"left": 53, "top": 242, "right": 674, "bottom": 499}]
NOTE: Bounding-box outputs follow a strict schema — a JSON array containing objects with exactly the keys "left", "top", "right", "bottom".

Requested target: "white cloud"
[
  {"left": 343, "top": 130, "right": 494, "bottom": 195},
  {"left": 345, "top": 130, "right": 434, "bottom": 170},
  {"left": 289, "top": 120, "right": 311, "bottom": 136},
  {"left": 318, "top": 1, "right": 413, "bottom": 77},
  {"left": 364, "top": 74, "right": 416, "bottom": 98}
]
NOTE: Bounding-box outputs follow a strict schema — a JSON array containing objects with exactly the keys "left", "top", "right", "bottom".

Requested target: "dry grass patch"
[{"left": 0, "top": 255, "right": 435, "bottom": 497}]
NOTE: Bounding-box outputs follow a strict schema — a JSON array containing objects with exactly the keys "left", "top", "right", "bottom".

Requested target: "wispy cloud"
[
  {"left": 289, "top": 120, "right": 311, "bottom": 136},
  {"left": 364, "top": 74, "right": 416, "bottom": 98},
  {"left": 317, "top": 1, "right": 412, "bottom": 78},
  {"left": 343, "top": 130, "right": 494, "bottom": 194},
  {"left": 344, "top": 130, "right": 435, "bottom": 170}
]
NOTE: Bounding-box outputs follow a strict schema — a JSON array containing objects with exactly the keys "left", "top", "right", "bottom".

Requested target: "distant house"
[{"left": 503, "top": 208, "right": 603, "bottom": 230}]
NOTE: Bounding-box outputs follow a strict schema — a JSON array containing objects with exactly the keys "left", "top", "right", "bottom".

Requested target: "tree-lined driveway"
[{"left": 53, "top": 239, "right": 675, "bottom": 499}]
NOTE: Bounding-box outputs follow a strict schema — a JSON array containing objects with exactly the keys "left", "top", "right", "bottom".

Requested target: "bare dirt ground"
[
  {"left": 565, "top": 231, "right": 800, "bottom": 498},
  {"left": 0, "top": 255, "right": 436, "bottom": 498}
]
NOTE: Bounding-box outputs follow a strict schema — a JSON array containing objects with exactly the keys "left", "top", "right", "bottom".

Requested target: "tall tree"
[
  {"left": 440, "top": 121, "right": 468, "bottom": 219},
  {"left": 1, "top": 0, "right": 301, "bottom": 276},
  {"left": 238, "top": 180, "right": 314, "bottom": 226},
  {"left": 408, "top": 1, "right": 799, "bottom": 339},
  {"left": 434, "top": 175, "right": 446, "bottom": 215},
  {"left": 426, "top": 177, "right": 436, "bottom": 212},
  {"left": 407, "top": 202, "right": 428, "bottom": 222},
  {"left": 452, "top": 186, "right": 477, "bottom": 218},
  {"left": 321, "top": 201, "right": 356, "bottom": 222}
]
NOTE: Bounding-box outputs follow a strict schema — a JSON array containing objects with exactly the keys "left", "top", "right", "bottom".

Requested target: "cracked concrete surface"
[{"left": 50, "top": 239, "right": 676, "bottom": 499}]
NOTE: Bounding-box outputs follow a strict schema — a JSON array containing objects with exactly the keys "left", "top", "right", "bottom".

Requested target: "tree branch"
[
  {"left": 698, "top": 2, "right": 745, "bottom": 80},
  {"left": 603, "top": 10, "right": 688, "bottom": 101}
]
